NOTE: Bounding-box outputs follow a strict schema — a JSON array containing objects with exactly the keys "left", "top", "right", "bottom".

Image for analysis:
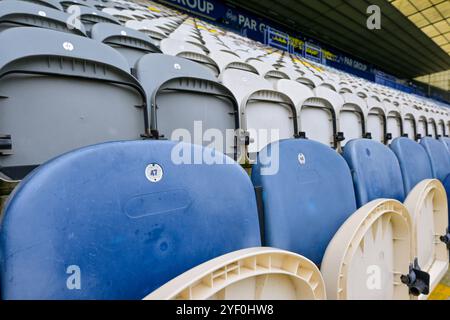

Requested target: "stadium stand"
[
  {"left": 0, "top": 0, "right": 449, "bottom": 300},
  {"left": 0, "top": 27, "right": 149, "bottom": 180},
  {"left": 135, "top": 53, "right": 240, "bottom": 158}
]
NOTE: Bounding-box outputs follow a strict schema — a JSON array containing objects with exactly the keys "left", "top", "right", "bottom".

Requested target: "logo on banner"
[{"left": 170, "top": 0, "right": 215, "bottom": 15}]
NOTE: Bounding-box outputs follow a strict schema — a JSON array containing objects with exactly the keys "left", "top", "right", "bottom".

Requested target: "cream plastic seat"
[
  {"left": 321, "top": 199, "right": 413, "bottom": 300},
  {"left": 145, "top": 248, "right": 326, "bottom": 300},
  {"left": 404, "top": 180, "right": 449, "bottom": 299}
]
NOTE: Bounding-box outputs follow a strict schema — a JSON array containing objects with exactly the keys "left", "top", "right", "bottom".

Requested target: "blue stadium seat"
[
  {"left": 390, "top": 137, "right": 433, "bottom": 194},
  {"left": 421, "top": 137, "right": 450, "bottom": 227},
  {"left": 342, "top": 139, "right": 405, "bottom": 207},
  {"left": 251, "top": 139, "right": 357, "bottom": 264},
  {"left": 439, "top": 137, "right": 450, "bottom": 155},
  {"left": 420, "top": 137, "right": 450, "bottom": 182},
  {"left": 0, "top": 140, "right": 261, "bottom": 299}
]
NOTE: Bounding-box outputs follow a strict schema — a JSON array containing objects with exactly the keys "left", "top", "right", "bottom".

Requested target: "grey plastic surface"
[
  {"left": 0, "top": 0, "right": 86, "bottom": 35},
  {"left": 0, "top": 27, "right": 148, "bottom": 180},
  {"left": 6, "top": 0, "right": 64, "bottom": 11},
  {"left": 67, "top": 4, "right": 119, "bottom": 33},
  {"left": 136, "top": 54, "right": 239, "bottom": 158},
  {"left": 58, "top": 0, "right": 93, "bottom": 10},
  {"left": 90, "top": 22, "right": 161, "bottom": 68}
]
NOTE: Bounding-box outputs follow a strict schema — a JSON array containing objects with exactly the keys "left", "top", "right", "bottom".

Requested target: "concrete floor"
[{"left": 429, "top": 269, "right": 450, "bottom": 300}]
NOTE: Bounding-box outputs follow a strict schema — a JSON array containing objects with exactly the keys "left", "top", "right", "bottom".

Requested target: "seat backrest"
[
  {"left": 390, "top": 137, "right": 433, "bottom": 194},
  {"left": 275, "top": 79, "right": 314, "bottom": 108},
  {"left": 420, "top": 137, "right": 450, "bottom": 182},
  {"left": 0, "top": 27, "right": 148, "bottom": 180},
  {"left": 0, "top": 140, "right": 261, "bottom": 299},
  {"left": 59, "top": 0, "right": 94, "bottom": 10},
  {"left": 220, "top": 68, "right": 272, "bottom": 104},
  {"left": 0, "top": 0, "right": 86, "bottom": 35},
  {"left": 343, "top": 139, "right": 405, "bottom": 207},
  {"left": 125, "top": 20, "right": 166, "bottom": 45},
  {"left": 90, "top": 22, "right": 161, "bottom": 69},
  {"left": 221, "top": 69, "right": 298, "bottom": 154},
  {"left": 252, "top": 139, "right": 357, "bottom": 264},
  {"left": 439, "top": 137, "right": 450, "bottom": 154},
  {"left": 135, "top": 54, "right": 239, "bottom": 158},
  {"left": 160, "top": 38, "right": 204, "bottom": 56},
  {"left": 68, "top": 5, "right": 120, "bottom": 33},
  {"left": 15, "top": 0, "right": 64, "bottom": 11}
]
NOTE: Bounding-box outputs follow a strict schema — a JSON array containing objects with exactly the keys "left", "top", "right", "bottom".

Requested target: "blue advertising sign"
[
  {"left": 304, "top": 42, "right": 322, "bottom": 63},
  {"left": 265, "top": 27, "right": 290, "bottom": 52}
]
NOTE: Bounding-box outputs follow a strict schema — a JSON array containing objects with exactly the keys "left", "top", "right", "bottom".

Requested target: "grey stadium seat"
[
  {"left": 90, "top": 22, "right": 161, "bottom": 69},
  {"left": 58, "top": 0, "right": 94, "bottom": 10},
  {"left": 0, "top": 0, "right": 86, "bottom": 35},
  {"left": 66, "top": 4, "right": 119, "bottom": 34},
  {"left": 125, "top": 19, "right": 168, "bottom": 46},
  {"left": 135, "top": 54, "right": 240, "bottom": 159},
  {"left": 0, "top": 27, "right": 149, "bottom": 181},
  {"left": 2, "top": 0, "right": 64, "bottom": 11}
]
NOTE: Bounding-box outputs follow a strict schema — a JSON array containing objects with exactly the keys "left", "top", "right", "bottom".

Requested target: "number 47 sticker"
[{"left": 145, "top": 164, "right": 163, "bottom": 183}]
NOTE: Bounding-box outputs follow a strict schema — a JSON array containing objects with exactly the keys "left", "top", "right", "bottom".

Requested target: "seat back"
[
  {"left": 0, "top": 140, "right": 261, "bottom": 299},
  {"left": 13, "top": 0, "right": 64, "bottom": 11},
  {"left": 339, "top": 93, "right": 367, "bottom": 146},
  {"left": 0, "top": 27, "right": 148, "bottom": 180},
  {"left": 252, "top": 139, "right": 357, "bottom": 264},
  {"left": 0, "top": 0, "right": 86, "bottom": 35},
  {"left": 221, "top": 69, "right": 298, "bottom": 155},
  {"left": 439, "top": 137, "right": 450, "bottom": 155},
  {"left": 366, "top": 107, "right": 386, "bottom": 144},
  {"left": 136, "top": 54, "right": 239, "bottom": 159},
  {"left": 343, "top": 139, "right": 405, "bottom": 207},
  {"left": 59, "top": 0, "right": 94, "bottom": 10},
  {"left": 420, "top": 137, "right": 450, "bottom": 182},
  {"left": 390, "top": 137, "right": 433, "bottom": 194},
  {"left": 90, "top": 22, "right": 161, "bottom": 69},
  {"left": 69, "top": 5, "right": 119, "bottom": 34}
]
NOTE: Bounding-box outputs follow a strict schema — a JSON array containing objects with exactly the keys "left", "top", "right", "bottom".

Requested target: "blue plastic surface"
[
  {"left": 252, "top": 139, "right": 357, "bottom": 265},
  {"left": 390, "top": 137, "right": 433, "bottom": 194},
  {"left": 420, "top": 137, "right": 450, "bottom": 182},
  {"left": 343, "top": 139, "right": 405, "bottom": 207},
  {"left": 439, "top": 137, "right": 450, "bottom": 155},
  {"left": 0, "top": 140, "right": 261, "bottom": 299},
  {"left": 442, "top": 175, "right": 450, "bottom": 227}
]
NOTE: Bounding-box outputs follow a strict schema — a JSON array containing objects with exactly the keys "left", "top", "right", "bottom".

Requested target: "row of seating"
[
  {"left": 0, "top": 0, "right": 446, "bottom": 120},
  {"left": 0, "top": 0, "right": 448, "bottom": 181},
  {"left": 0, "top": 0, "right": 449, "bottom": 300},
  {"left": 1, "top": 136, "right": 448, "bottom": 299}
]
